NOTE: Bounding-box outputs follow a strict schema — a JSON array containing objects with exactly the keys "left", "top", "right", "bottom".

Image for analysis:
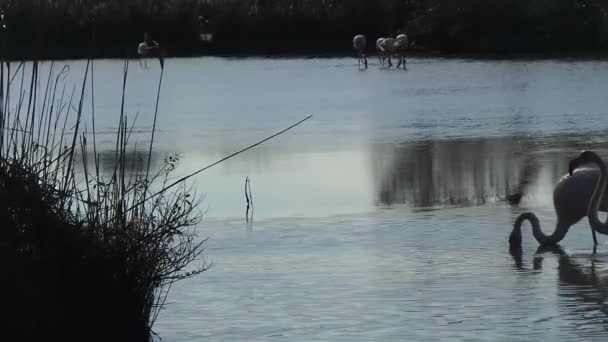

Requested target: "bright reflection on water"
[{"left": 14, "top": 57, "right": 608, "bottom": 340}]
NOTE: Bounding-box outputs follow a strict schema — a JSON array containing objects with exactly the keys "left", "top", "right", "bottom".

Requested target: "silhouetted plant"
[{"left": 0, "top": 55, "right": 208, "bottom": 340}]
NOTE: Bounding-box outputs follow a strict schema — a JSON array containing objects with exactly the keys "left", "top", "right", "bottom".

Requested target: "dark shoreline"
[
  {"left": 16, "top": 47, "right": 608, "bottom": 63},
  {"left": 4, "top": 0, "right": 608, "bottom": 64}
]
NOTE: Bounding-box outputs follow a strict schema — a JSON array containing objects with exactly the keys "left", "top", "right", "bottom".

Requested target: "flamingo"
[
  {"left": 353, "top": 35, "right": 368, "bottom": 70},
  {"left": 137, "top": 33, "right": 164, "bottom": 69},
  {"left": 508, "top": 151, "right": 608, "bottom": 249},
  {"left": 379, "top": 37, "right": 396, "bottom": 68},
  {"left": 395, "top": 34, "right": 409, "bottom": 69},
  {"left": 376, "top": 38, "right": 387, "bottom": 66}
]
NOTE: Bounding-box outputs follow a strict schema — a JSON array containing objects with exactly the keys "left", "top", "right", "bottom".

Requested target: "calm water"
[{"left": 19, "top": 57, "right": 608, "bottom": 340}]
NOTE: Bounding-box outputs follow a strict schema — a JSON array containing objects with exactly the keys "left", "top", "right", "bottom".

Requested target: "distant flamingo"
[
  {"left": 376, "top": 38, "right": 387, "bottom": 66},
  {"left": 353, "top": 35, "right": 368, "bottom": 70},
  {"left": 137, "top": 33, "right": 164, "bottom": 69},
  {"left": 379, "top": 37, "right": 396, "bottom": 68},
  {"left": 395, "top": 34, "right": 409, "bottom": 69}
]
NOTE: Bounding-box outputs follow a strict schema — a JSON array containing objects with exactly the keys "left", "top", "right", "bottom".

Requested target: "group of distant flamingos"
[
  {"left": 353, "top": 34, "right": 408, "bottom": 70},
  {"left": 510, "top": 150, "right": 608, "bottom": 248}
]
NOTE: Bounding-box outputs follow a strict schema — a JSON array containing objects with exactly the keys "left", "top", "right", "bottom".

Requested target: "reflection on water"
[
  {"left": 373, "top": 134, "right": 608, "bottom": 209},
  {"left": 373, "top": 137, "right": 528, "bottom": 207},
  {"left": 79, "top": 131, "right": 608, "bottom": 219},
  {"left": 94, "top": 149, "right": 163, "bottom": 175},
  {"left": 13, "top": 57, "right": 608, "bottom": 218},
  {"left": 511, "top": 247, "right": 608, "bottom": 338}
]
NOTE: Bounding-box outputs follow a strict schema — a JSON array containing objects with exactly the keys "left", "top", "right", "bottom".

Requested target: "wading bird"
[
  {"left": 509, "top": 151, "right": 608, "bottom": 248},
  {"left": 353, "top": 34, "right": 368, "bottom": 70},
  {"left": 376, "top": 38, "right": 386, "bottom": 66},
  {"left": 395, "top": 34, "right": 408, "bottom": 69},
  {"left": 137, "top": 33, "right": 164, "bottom": 69},
  {"left": 379, "top": 37, "right": 396, "bottom": 68}
]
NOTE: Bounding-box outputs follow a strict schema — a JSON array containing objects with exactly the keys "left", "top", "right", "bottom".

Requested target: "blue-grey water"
[{"left": 17, "top": 57, "right": 608, "bottom": 340}]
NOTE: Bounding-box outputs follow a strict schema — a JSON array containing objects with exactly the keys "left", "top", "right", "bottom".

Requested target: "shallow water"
[
  {"left": 159, "top": 208, "right": 608, "bottom": 342},
  {"left": 14, "top": 57, "right": 608, "bottom": 340}
]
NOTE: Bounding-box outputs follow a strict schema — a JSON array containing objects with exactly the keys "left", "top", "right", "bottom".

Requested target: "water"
[
  {"left": 18, "top": 57, "right": 608, "bottom": 340},
  {"left": 159, "top": 211, "right": 608, "bottom": 341}
]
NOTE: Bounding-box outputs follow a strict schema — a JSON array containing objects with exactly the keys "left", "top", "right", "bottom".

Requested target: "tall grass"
[
  {"left": 0, "top": 36, "right": 207, "bottom": 342},
  {"left": 0, "top": 25, "right": 312, "bottom": 340}
]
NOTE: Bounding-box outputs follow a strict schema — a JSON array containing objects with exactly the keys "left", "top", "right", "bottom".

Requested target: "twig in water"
[
  {"left": 123, "top": 114, "right": 312, "bottom": 216},
  {"left": 245, "top": 176, "right": 250, "bottom": 221},
  {"left": 248, "top": 176, "right": 254, "bottom": 219},
  {"left": 245, "top": 176, "right": 254, "bottom": 222}
]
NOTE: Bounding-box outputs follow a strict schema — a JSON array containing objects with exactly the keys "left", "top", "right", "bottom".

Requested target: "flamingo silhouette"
[
  {"left": 353, "top": 35, "right": 368, "bottom": 70},
  {"left": 509, "top": 151, "right": 608, "bottom": 248}
]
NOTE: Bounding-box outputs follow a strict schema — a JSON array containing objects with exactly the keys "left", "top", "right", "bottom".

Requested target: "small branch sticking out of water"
[
  {"left": 245, "top": 176, "right": 249, "bottom": 221},
  {"left": 248, "top": 176, "right": 254, "bottom": 218},
  {"left": 123, "top": 114, "right": 312, "bottom": 217},
  {"left": 245, "top": 176, "right": 254, "bottom": 222}
]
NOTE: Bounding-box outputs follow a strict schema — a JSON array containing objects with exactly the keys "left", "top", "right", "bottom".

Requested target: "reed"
[
  {"left": 0, "top": 49, "right": 312, "bottom": 342},
  {"left": 0, "top": 45, "right": 207, "bottom": 341}
]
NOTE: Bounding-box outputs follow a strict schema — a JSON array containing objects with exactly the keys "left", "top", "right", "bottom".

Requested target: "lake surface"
[{"left": 19, "top": 57, "right": 608, "bottom": 340}]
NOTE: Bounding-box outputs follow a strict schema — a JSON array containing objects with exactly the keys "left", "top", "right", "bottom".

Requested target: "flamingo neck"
[{"left": 510, "top": 212, "right": 569, "bottom": 248}]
